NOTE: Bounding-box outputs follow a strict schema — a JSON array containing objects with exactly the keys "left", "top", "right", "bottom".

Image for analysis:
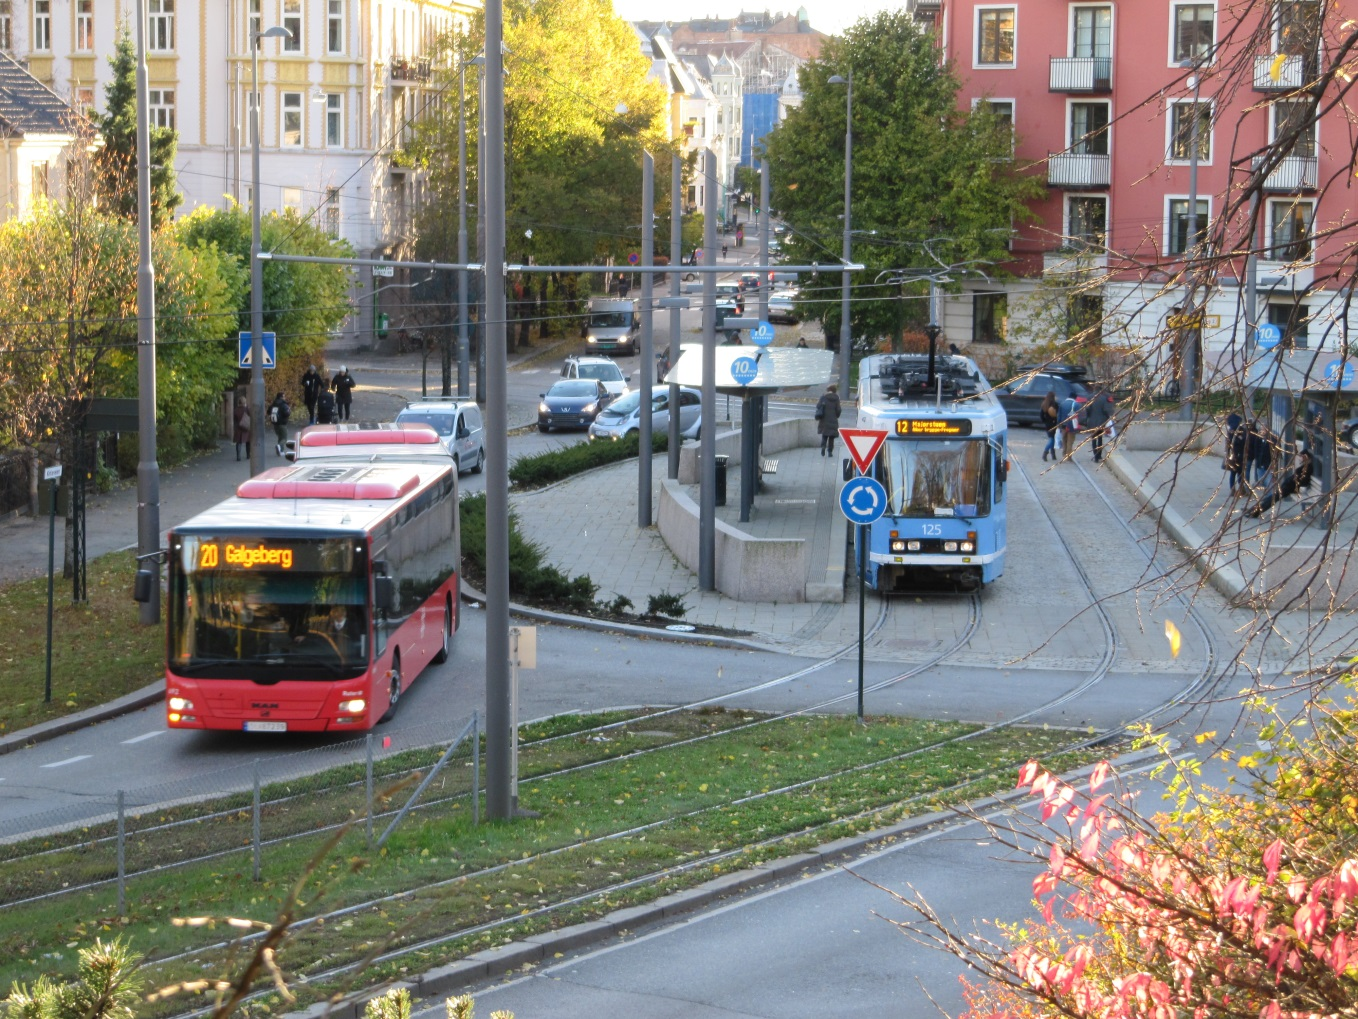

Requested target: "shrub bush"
[
  {"left": 459, "top": 493, "right": 597, "bottom": 610},
  {"left": 509, "top": 431, "right": 666, "bottom": 489}
]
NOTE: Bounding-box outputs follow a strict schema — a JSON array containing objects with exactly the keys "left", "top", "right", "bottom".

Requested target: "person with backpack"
[
  {"left": 301, "top": 365, "right": 322, "bottom": 424},
  {"left": 315, "top": 379, "right": 338, "bottom": 424},
  {"left": 269, "top": 392, "right": 291, "bottom": 456},
  {"left": 1059, "top": 392, "right": 1084, "bottom": 462},
  {"left": 1083, "top": 390, "right": 1115, "bottom": 464},
  {"left": 331, "top": 366, "right": 357, "bottom": 421}
]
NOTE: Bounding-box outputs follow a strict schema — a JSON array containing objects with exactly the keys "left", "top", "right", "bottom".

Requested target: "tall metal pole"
[
  {"left": 758, "top": 158, "right": 771, "bottom": 324},
  {"left": 839, "top": 70, "right": 853, "bottom": 397},
  {"left": 134, "top": 0, "right": 160, "bottom": 624},
  {"left": 483, "top": 5, "right": 512, "bottom": 821},
  {"left": 668, "top": 153, "right": 682, "bottom": 479},
  {"left": 457, "top": 63, "right": 470, "bottom": 399},
  {"left": 699, "top": 149, "right": 718, "bottom": 589},
  {"left": 476, "top": 64, "right": 487, "bottom": 405},
  {"left": 638, "top": 152, "right": 654, "bottom": 528},
  {"left": 249, "top": 29, "right": 267, "bottom": 475},
  {"left": 1179, "top": 69, "right": 1202, "bottom": 419}
]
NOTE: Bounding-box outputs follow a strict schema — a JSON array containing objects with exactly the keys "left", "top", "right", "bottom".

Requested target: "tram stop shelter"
[
  {"left": 667, "top": 344, "right": 836, "bottom": 522},
  {"left": 1245, "top": 347, "right": 1358, "bottom": 524}
]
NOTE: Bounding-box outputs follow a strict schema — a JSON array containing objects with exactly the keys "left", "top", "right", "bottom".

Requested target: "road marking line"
[
  {"left": 41, "top": 755, "right": 92, "bottom": 769},
  {"left": 122, "top": 731, "right": 165, "bottom": 745}
]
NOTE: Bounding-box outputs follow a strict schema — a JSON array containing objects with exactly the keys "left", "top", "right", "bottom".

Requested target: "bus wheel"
[
  {"left": 380, "top": 656, "right": 402, "bottom": 722},
  {"left": 432, "top": 600, "right": 452, "bottom": 664}
]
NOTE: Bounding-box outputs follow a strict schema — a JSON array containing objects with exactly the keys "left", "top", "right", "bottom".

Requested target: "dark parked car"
[
  {"left": 999, "top": 371, "right": 1090, "bottom": 426},
  {"left": 538, "top": 379, "right": 611, "bottom": 432}
]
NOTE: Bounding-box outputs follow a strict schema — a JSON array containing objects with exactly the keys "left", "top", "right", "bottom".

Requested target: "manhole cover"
[{"left": 665, "top": 624, "right": 697, "bottom": 632}]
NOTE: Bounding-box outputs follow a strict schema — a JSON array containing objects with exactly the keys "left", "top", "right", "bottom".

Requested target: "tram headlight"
[
  {"left": 169, "top": 696, "right": 194, "bottom": 712},
  {"left": 960, "top": 540, "right": 976, "bottom": 553},
  {"left": 943, "top": 541, "right": 959, "bottom": 552},
  {"left": 907, "top": 540, "right": 921, "bottom": 552},
  {"left": 338, "top": 698, "right": 367, "bottom": 715},
  {"left": 890, "top": 538, "right": 906, "bottom": 553}
]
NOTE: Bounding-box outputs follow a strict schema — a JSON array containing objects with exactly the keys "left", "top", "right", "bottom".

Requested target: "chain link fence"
[{"left": 0, "top": 714, "right": 478, "bottom": 911}]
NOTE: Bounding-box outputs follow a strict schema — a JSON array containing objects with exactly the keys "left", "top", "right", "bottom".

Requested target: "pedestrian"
[
  {"left": 1222, "top": 412, "right": 1244, "bottom": 493},
  {"left": 796, "top": 336, "right": 809, "bottom": 348},
  {"left": 1247, "top": 443, "right": 1312, "bottom": 517},
  {"left": 315, "top": 378, "right": 337, "bottom": 425},
  {"left": 331, "top": 365, "right": 356, "bottom": 421},
  {"left": 233, "top": 394, "right": 251, "bottom": 462},
  {"left": 1250, "top": 422, "right": 1274, "bottom": 489},
  {"left": 1059, "top": 392, "right": 1084, "bottom": 461},
  {"left": 815, "top": 383, "right": 842, "bottom": 457},
  {"left": 301, "top": 364, "right": 322, "bottom": 424},
  {"left": 1039, "top": 391, "right": 1060, "bottom": 461},
  {"left": 269, "top": 392, "right": 291, "bottom": 457},
  {"left": 1083, "top": 390, "right": 1115, "bottom": 463},
  {"left": 722, "top": 243, "right": 728, "bottom": 259}
]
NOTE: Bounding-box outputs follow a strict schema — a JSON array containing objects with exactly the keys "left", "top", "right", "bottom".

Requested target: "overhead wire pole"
[
  {"left": 134, "top": 0, "right": 160, "bottom": 625},
  {"left": 638, "top": 151, "right": 654, "bottom": 528},
  {"left": 483, "top": 0, "right": 512, "bottom": 820},
  {"left": 457, "top": 61, "right": 470, "bottom": 398},
  {"left": 699, "top": 148, "right": 718, "bottom": 589},
  {"left": 668, "top": 153, "right": 682, "bottom": 479},
  {"left": 830, "top": 70, "right": 853, "bottom": 397},
  {"left": 758, "top": 158, "right": 770, "bottom": 325}
]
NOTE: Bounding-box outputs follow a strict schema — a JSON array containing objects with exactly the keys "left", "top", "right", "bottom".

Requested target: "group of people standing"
[
  {"left": 1039, "top": 389, "right": 1117, "bottom": 464},
  {"left": 232, "top": 365, "right": 358, "bottom": 461},
  {"left": 1223, "top": 413, "right": 1313, "bottom": 517}
]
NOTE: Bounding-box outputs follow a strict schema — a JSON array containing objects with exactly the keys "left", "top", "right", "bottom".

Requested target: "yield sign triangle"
[{"left": 839, "top": 428, "right": 888, "bottom": 474}]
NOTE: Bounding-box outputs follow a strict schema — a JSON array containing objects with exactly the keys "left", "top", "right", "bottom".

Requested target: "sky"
[{"left": 608, "top": 0, "right": 899, "bottom": 40}]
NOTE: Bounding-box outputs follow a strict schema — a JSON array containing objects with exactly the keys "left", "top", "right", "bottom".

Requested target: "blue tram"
[{"left": 854, "top": 353, "right": 1008, "bottom": 592}]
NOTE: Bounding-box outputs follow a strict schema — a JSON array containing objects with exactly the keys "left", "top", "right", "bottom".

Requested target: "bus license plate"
[{"left": 244, "top": 721, "right": 287, "bottom": 732}]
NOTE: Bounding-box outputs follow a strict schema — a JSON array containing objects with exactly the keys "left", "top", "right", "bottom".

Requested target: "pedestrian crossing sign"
[{"left": 238, "top": 332, "right": 277, "bottom": 369}]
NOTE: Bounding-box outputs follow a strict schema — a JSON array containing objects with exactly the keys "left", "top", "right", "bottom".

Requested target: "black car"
[
  {"left": 538, "top": 379, "right": 611, "bottom": 432},
  {"left": 999, "top": 372, "right": 1090, "bottom": 425}
]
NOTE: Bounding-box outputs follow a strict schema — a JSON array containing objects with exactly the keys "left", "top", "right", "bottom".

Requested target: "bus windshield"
[
  {"left": 878, "top": 438, "right": 992, "bottom": 518},
  {"left": 169, "top": 535, "right": 368, "bottom": 679}
]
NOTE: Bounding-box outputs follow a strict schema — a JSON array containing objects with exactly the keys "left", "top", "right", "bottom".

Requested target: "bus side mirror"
[
  {"left": 374, "top": 576, "right": 397, "bottom": 613},
  {"left": 133, "top": 569, "right": 155, "bottom": 603}
]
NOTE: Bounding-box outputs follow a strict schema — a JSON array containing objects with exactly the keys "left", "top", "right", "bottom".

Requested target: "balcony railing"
[
  {"left": 1047, "top": 151, "right": 1111, "bottom": 188},
  {"left": 1253, "top": 53, "right": 1317, "bottom": 91},
  {"left": 1253, "top": 154, "right": 1319, "bottom": 192},
  {"left": 1049, "top": 57, "right": 1111, "bottom": 92},
  {"left": 390, "top": 57, "right": 432, "bottom": 83}
]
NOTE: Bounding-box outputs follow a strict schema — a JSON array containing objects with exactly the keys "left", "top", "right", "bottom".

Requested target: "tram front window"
[{"left": 879, "top": 439, "right": 991, "bottom": 518}]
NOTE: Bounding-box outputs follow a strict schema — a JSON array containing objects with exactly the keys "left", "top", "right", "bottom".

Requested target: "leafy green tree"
[
  {"left": 91, "top": 31, "right": 182, "bottom": 229},
  {"left": 762, "top": 12, "right": 1042, "bottom": 351}
]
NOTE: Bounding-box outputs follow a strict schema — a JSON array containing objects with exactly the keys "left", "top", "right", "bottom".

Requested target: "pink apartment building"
[{"left": 912, "top": 0, "right": 1352, "bottom": 374}]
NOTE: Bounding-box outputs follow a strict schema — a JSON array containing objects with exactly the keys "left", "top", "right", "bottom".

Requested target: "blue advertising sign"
[
  {"left": 839, "top": 476, "right": 887, "bottom": 525},
  {"left": 1256, "top": 323, "right": 1282, "bottom": 351},
  {"left": 730, "top": 356, "right": 759, "bottom": 386},
  {"left": 238, "top": 331, "right": 277, "bottom": 369},
  {"left": 748, "top": 321, "right": 775, "bottom": 347},
  {"left": 1324, "top": 359, "right": 1355, "bottom": 388}
]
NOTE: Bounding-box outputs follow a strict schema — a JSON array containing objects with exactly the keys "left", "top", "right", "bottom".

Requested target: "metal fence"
[{"left": 0, "top": 714, "right": 479, "bottom": 913}]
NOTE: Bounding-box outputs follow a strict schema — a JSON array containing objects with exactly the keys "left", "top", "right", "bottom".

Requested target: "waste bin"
[{"left": 715, "top": 455, "right": 729, "bottom": 506}]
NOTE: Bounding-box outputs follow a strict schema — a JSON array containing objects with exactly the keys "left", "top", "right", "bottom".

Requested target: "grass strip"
[{"left": 0, "top": 711, "right": 1103, "bottom": 1016}]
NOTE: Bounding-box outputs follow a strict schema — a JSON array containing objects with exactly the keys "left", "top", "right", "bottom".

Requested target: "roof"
[
  {"left": 298, "top": 423, "right": 441, "bottom": 446},
  {"left": 0, "top": 52, "right": 80, "bottom": 138}
]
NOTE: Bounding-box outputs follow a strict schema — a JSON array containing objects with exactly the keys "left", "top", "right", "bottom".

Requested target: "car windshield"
[
  {"left": 395, "top": 411, "right": 454, "bottom": 436},
  {"left": 603, "top": 390, "right": 642, "bottom": 416},
  {"left": 550, "top": 380, "right": 599, "bottom": 398},
  {"left": 876, "top": 438, "right": 992, "bottom": 518},
  {"left": 576, "top": 362, "right": 623, "bottom": 382},
  {"left": 589, "top": 312, "right": 630, "bottom": 329}
]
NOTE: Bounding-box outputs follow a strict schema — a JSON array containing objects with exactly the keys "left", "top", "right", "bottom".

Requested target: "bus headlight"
[
  {"left": 960, "top": 540, "right": 976, "bottom": 552},
  {"left": 338, "top": 699, "right": 367, "bottom": 714},
  {"left": 169, "top": 696, "right": 194, "bottom": 712},
  {"left": 943, "top": 541, "right": 958, "bottom": 552}
]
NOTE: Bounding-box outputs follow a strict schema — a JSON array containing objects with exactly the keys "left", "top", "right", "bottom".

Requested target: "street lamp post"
[
  {"left": 1178, "top": 61, "right": 1204, "bottom": 419},
  {"left": 828, "top": 71, "right": 853, "bottom": 398},
  {"left": 249, "top": 24, "right": 292, "bottom": 476}
]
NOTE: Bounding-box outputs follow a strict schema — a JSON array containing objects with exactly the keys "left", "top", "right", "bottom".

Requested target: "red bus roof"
[
  {"left": 237, "top": 464, "right": 422, "bottom": 501},
  {"left": 299, "top": 424, "right": 441, "bottom": 447}
]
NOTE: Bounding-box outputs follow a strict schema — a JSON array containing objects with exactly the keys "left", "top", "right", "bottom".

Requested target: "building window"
[
  {"left": 75, "top": 0, "right": 93, "bottom": 51},
  {"left": 1067, "top": 292, "right": 1104, "bottom": 339},
  {"left": 148, "top": 0, "right": 174, "bottom": 51},
  {"left": 33, "top": 0, "right": 50, "bottom": 51},
  {"left": 1167, "top": 197, "right": 1210, "bottom": 255},
  {"left": 972, "top": 292, "right": 1007, "bottom": 343},
  {"left": 1172, "top": 3, "right": 1214, "bottom": 62},
  {"left": 325, "top": 93, "right": 343, "bottom": 147},
  {"left": 1066, "top": 195, "right": 1108, "bottom": 248},
  {"left": 1271, "top": 98, "right": 1317, "bottom": 155},
  {"left": 976, "top": 7, "right": 1015, "bottom": 66},
  {"left": 1168, "top": 100, "right": 1212, "bottom": 161},
  {"left": 1069, "top": 102, "right": 1110, "bottom": 155},
  {"left": 1268, "top": 300, "right": 1308, "bottom": 347},
  {"left": 324, "top": 186, "right": 340, "bottom": 237},
  {"left": 1072, "top": 6, "right": 1112, "bottom": 60},
  {"left": 1268, "top": 199, "right": 1313, "bottom": 261},
  {"left": 32, "top": 161, "right": 49, "bottom": 199},
  {"left": 1276, "top": 0, "right": 1320, "bottom": 57},
  {"left": 327, "top": 0, "right": 344, "bottom": 54},
  {"left": 148, "top": 89, "right": 175, "bottom": 129},
  {"left": 283, "top": 0, "right": 301, "bottom": 51},
  {"left": 248, "top": 0, "right": 260, "bottom": 46},
  {"left": 281, "top": 186, "right": 303, "bottom": 214},
  {"left": 74, "top": 85, "right": 94, "bottom": 114},
  {"left": 281, "top": 92, "right": 303, "bottom": 146},
  {"left": 0, "top": 1, "right": 11, "bottom": 52}
]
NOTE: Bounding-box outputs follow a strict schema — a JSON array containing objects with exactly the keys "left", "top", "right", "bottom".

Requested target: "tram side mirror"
[{"left": 133, "top": 569, "right": 155, "bottom": 604}]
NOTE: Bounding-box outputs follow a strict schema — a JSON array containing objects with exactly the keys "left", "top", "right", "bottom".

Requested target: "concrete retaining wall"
[
  {"left": 677, "top": 417, "right": 818, "bottom": 484},
  {"left": 657, "top": 479, "right": 807, "bottom": 602},
  {"left": 1121, "top": 418, "right": 1219, "bottom": 451}
]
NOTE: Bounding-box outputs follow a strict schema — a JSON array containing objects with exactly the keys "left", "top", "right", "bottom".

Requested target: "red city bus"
[
  {"left": 289, "top": 423, "right": 450, "bottom": 462},
  {"left": 157, "top": 461, "right": 459, "bottom": 732}
]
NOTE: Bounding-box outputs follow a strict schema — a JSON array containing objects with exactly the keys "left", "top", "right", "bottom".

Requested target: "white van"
[{"left": 395, "top": 399, "right": 486, "bottom": 474}]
